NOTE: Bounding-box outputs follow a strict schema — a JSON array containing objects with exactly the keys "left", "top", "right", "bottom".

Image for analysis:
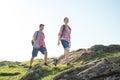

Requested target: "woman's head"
[{"left": 64, "top": 17, "right": 69, "bottom": 24}]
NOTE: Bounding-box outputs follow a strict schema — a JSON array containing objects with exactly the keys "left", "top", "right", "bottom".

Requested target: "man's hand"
[
  {"left": 43, "top": 41, "right": 46, "bottom": 48},
  {"left": 36, "top": 44, "right": 40, "bottom": 48},
  {"left": 43, "top": 44, "right": 46, "bottom": 48}
]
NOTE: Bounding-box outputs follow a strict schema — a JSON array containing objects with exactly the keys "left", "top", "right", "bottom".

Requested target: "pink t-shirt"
[{"left": 58, "top": 25, "right": 71, "bottom": 42}]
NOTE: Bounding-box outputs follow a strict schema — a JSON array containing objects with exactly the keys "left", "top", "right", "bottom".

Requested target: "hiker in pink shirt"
[{"left": 58, "top": 17, "right": 72, "bottom": 66}]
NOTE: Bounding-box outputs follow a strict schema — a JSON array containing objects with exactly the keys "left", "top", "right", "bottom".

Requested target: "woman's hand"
[
  {"left": 69, "top": 41, "right": 71, "bottom": 47},
  {"left": 58, "top": 40, "right": 60, "bottom": 46}
]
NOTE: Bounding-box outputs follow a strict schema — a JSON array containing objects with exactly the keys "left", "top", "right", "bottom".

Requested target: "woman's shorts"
[{"left": 61, "top": 40, "right": 70, "bottom": 49}]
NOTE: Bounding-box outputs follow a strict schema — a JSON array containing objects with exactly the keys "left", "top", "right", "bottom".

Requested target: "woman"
[{"left": 58, "top": 17, "right": 71, "bottom": 66}]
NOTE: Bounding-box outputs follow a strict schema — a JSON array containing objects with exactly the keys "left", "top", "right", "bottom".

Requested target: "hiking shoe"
[
  {"left": 44, "top": 63, "right": 48, "bottom": 66},
  {"left": 29, "top": 66, "right": 32, "bottom": 69},
  {"left": 67, "top": 63, "right": 73, "bottom": 67},
  {"left": 53, "top": 63, "right": 57, "bottom": 66}
]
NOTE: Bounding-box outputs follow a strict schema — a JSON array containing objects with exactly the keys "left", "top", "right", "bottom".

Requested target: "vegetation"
[
  {"left": 80, "top": 51, "right": 120, "bottom": 62},
  {"left": 0, "top": 51, "right": 120, "bottom": 80}
]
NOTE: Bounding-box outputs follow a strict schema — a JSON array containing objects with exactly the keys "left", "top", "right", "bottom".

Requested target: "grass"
[
  {"left": 0, "top": 59, "right": 71, "bottom": 80},
  {"left": 0, "top": 65, "right": 27, "bottom": 80},
  {"left": 39, "top": 64, "right": 70, "bottom": 80},
  {"left": 0, "top": 51, "right": 120, "bottom": 80},
  {"left": 81, "top": 51, "right": 120, "bottom": 62}
]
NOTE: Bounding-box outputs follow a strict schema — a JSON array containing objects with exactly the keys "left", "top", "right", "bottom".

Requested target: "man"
[{"left": 29, "top": 24, "right": 48, "bottom": 69}]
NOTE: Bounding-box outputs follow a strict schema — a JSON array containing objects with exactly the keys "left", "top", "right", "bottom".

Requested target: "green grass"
[
  {"left": 0, "top": 58, "right": 71, "bottom": 80},
  {"left": 0, "top": 52, "right": 120, "bottom": 80},
  {"left": 0, "top": 64, "right": 27, "bottom": 80},
  {"left": 39, "top": 64, "right": 70, "bottom": 80},
  {"left": 79, "top": 51, "right": 120, "bottom": 63}
]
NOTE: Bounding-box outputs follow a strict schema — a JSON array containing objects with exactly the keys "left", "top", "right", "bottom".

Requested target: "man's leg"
[
  {"left": 43, "top": 52, "right": 48, "bottom": 66},
  {"left": 40, "top": 46, "right": 48, "bottom": 66},
  {"left": 29, "top": 47, "right": 38, "bottom": 69},
  {"left": 44, "top": 52, "right": 48, "bottom": 63},
  {"left": 30, "top": 57, "right": 34, "bottom": 67}
]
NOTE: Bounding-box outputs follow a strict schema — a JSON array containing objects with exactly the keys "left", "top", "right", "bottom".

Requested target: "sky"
[{"left": 0, "top": 0, "right": 120, "bottom": 61}]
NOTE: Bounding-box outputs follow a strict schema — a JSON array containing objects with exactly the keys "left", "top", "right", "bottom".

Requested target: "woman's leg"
[
  {"left": 64, "top": 48, "right": 70, "bottom": 64},
  {"left": 61, "top": 40, "right": 70, "bottom": 64}
]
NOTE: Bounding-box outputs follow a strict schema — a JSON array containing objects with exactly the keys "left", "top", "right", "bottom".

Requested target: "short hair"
[
  {"left": 64, "top": 17, "right": 69, "bottom": 21},
  {"left": 39, "top": 24, "right": 44, "bottom": 27}
]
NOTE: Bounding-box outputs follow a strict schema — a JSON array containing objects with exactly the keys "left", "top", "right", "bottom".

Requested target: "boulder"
[
  {"left": 20, "top": 64, "right": 42, "bottom": 80},
  {"left": 90, "top": 45, "right": 107, "bottom": 53},
  {"left": 105, "top": 45, "right": 120, "bottom": 52},
  {"left": 58, "top": 51, "right": 97, "bottom": 64},
  {"left": 90, "top": 44, "right": 120, "bottom": 53},
  {"left": 58, "top": 44, "right": 120, "bottom": 65},
  {"left": 52, "top": 56, "right": 120, "bottom": 80}
]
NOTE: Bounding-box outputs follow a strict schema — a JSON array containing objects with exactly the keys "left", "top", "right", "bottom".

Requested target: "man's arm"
[
  {"left": 42, "top": 33, "right": 46, "bottom": 48},
  {"left": 43, "top": 40, "right": 46, "bottom": 48},
  {"left": 32, "top": 31, "right": 37, "bottom": 46},
  {"left": 33, "top": 31, "right": 37, "bottom": 44},
  {"left": 32, "top": 37, "right": 36, "bottom": 44}
]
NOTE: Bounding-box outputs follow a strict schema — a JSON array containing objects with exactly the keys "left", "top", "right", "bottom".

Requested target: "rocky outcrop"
[
  {"left": 90, "top": 44, "right": 120, "bottom": 53},
  {"left": 58, "top": 50, "right": 97, "bottom": 64},
  {"left": 58, "top": 44, "right": 120, "bottom": 64},
  {"left": 52, "top": 56, "right": 120, "bottom": 80},
  {"left": 20, "top": 64, "right": 42, "bottom": 80},
  {"left": 20, "top": 44, "right": 120, "bottom": 80}
]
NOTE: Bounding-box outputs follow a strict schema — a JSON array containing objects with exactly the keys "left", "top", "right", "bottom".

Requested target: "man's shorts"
[
  {"left": 61, "top": 40, "right": 70, "bottom": 49},
  {"left": 32, "top": 46, "right": 47, "bottom": 57}
]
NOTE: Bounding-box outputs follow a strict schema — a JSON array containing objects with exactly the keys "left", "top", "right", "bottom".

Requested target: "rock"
[
  {"left": 58, "top": 50, "right": 97, "bottom": 64},
  {"left": 105, "top": 45, "right": 120, "bottom": 52},
  {"left": 76, "top": 48, "right": 87, "bottom": 52},
  {"left": 90, "top": 45, "right": 107, "bottom": 53},
  {"left": 20, "top": 64, "right": 42, "bottom": 80},
  {"left": 58, "top": 44, "right": 120, "bottom": 64},
  {"left": 52, "top": 56, "right": 120, "bottom": 80},
  {"left": 90, "top": 44, "right": 120, "bottom": 53}
]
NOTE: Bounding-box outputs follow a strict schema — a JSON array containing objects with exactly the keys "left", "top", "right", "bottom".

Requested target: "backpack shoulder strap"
[
  {"left": 35, "top": 31, "right": 39, "bottom": 40},
  {"left": 61, "top": 25, "right": 66, "bottom": 37},
  {"left": 68, "top": 26, "right": 71, "bottom": 30}
]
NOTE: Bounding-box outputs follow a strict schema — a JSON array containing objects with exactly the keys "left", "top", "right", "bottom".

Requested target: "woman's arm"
[{"left": 58, "top": 26, "right": 63, "bottom": 46}]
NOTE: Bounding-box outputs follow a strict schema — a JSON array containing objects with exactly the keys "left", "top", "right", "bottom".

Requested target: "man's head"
[
  {"left": 64, "top": 17, "right": 69, "bottom": 24},
  {"left": 39, "top": 24, "right": 44, "bottom": 31}
]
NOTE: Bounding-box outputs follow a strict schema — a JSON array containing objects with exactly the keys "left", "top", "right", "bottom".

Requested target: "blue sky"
[{"left": 0, "top": 0, "right": 120, "bottom": 61}]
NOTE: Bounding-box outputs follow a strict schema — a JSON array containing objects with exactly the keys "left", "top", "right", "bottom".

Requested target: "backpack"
[{"left": 31, "top": 31, "right": 39, "bottom": 45}]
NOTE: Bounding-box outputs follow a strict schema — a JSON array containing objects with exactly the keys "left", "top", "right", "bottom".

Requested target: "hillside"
[{"left": 0, "top": 45, "right": 120, "bottom": 80}]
